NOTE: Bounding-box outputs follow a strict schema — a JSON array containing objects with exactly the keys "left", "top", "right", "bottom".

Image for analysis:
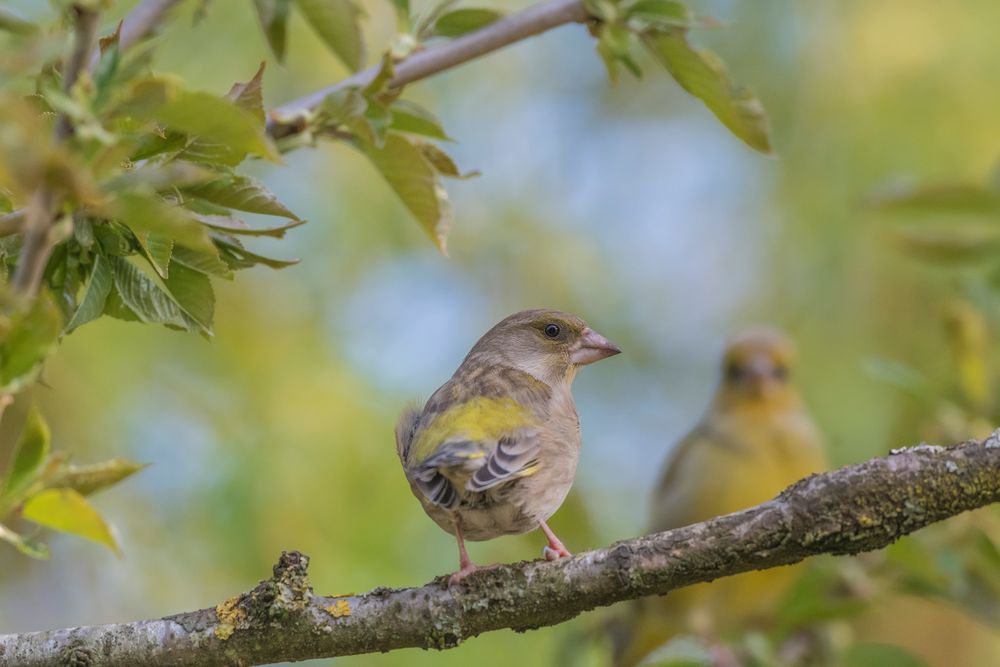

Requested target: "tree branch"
[
  {"left": 3, "top": 435, "right": 998, "bottom": 666},
  {"left": 11, "top": 4, "right": 99, "bottom": 298},
  {"left": 267, "top": 0, "right": 591, "bottom": 138}
]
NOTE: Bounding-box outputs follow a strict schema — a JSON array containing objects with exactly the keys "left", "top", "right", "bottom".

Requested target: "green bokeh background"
[{"left": 2, "top": 1, "right": 1000, "bottom": 665}]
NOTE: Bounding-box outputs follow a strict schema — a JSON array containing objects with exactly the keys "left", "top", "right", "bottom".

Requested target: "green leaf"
[
  {"left": 22, "top": 488, "right": 121, "bottom": 556},
  {"left": 430, "top": 8, "right": 503, "bottom": 38},
  {"left": 121, "top": 79, "right": 279, "bottom": 162},
  {"left": 390, "top": 100, "right": 451, "bottom": 141},
  {"left": 136, "top": 232, "right": 174, "bottom": 279},
  {"left": 0, "top": 7, "right": 38, "bottom": 35},
  {"left": 0, "top": 522, "right": 49, "bottom": 559},
  {"left": 319, "top": 86, "right": 368, "bottom": 127},
  {"left": 642, "top": 29, "right": 771, "bottom": 153},
  {"left": 111, "top": 192, "right": 216, "bottom": 257},
  {"left": 164, "top": 262, "right": 215, "bottom": 333},
  {"left": 184, "top": 174, "right": 301, "bottom": 219},
  {"left": 362, "top": 132, "right": 452, "bottom": 252},
  {"left": 889, "top": 223, "right": 1000, "bottom": 264},
  {"left": 66, "top": 253, "right": 114, "bottom": 333},
  {"left": 171, "top": 245, "right": 234, "bottom": 279},
  {"left": 0, "top": 405, "right": 50, "bottom": 504},
  {"left": 227, "top": 62, "right": 267, "bottom": 125},
  {"left": 44, "top": 458, "right": 147, "bottom": 497},
  {"left": 841, "top": 643, "right": 931, "bottom": 667},
  {"left": 253, "top": 0, "right": 290, "bottom": 62},
  {"left": 0, "top": 293, "right": 63, "bottom": 393},
  {"left": 109, "top": 256, "right": 200, "bottom": 332},
  {"left": 626, "top": 0, "right": 692, "bottom": 29},
  {"left": 415, "top": 140, "right": 478, "bottom": 179},
  {"left": 296, "top": 0, "right": 365, "bottom": 71},
  {"left": 213, "top": 236, "right": 299, "bottom": 270},
  {"left": 597, "top": 22, "right": 642, "bottom": 82},
  {"left": 192, "top": 213, "right": 305, "bottom": 238},
  {"left": 872, "top": 183, "right": 1000, "bottom": 219},
  {"left": 102, "top": 286, "right": 141, "bottom": 322},
  {"left": 105, "top": 161, "right": 215, "bottom": 193}
]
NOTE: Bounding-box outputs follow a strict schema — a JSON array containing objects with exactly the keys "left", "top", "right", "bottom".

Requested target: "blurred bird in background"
[
  {"left": 609, "top": 329, "right": 827, "bottom": 666},
  {"left": 396, "top": 309, "right": 621, "bottom": 583}
]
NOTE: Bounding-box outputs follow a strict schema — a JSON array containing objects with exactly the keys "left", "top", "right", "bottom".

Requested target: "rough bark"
[{"left": 2, "top": 436, "right": 998, "bottom": 667}]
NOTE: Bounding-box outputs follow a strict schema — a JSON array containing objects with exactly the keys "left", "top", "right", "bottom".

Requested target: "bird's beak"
[{"left": 570, "top": 327, "right": 622, "bottom": 366}]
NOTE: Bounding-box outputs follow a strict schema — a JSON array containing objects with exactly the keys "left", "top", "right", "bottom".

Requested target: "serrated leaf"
[
  {"left": 254, "top": 0, "right": 291, "bottom": 62},
  {"left": 136, "top": 232, "right": 174, "bottom": 278},
  {"left": 111, "top": 192, "right": 216, "bottom": 256},
  {"left": 45, "top": 458, "right": 147, "bottom": 497},
  {"left": 109, "top": 256, "right": 199, "bottom": 331},
  {"left": 643, "top": 29, "right": 771, "bottom": 153},
  {"left": 227, "top": 62, "right": 267, "bottom": 125},
  {"left": 362, "top": 132, "right": 451, "bottom": 252},
  {"left": 0, "top": 522, "right": 49, "bottom": 559},
  {"left": 120, "top": 79, "right": 279, "bottom": 162},
  {"left": 102, "top": 285, "right": 141, "bottom": 322},
  {"left": 192, "top": 212, "right": 305, "bottom": 238},
  {"left": 296, "top": 0, "right": 365, "bottom": 71},
  {"left": 22, "top": 488, "right": 121, "bottom": 556},
  {"left": 171, "top": 245, "right": 234, "bottom": 279},
  {"left": 66, "top": 253, "right": 113, "bottom": 333},
  {"left": 430, "top": 8, "right": 503, "bottom": 38},
  {"left": 105, "top": 161, "right": 215, "bottom": 193},
  {"left": 0, "top": 293, "right": 62, "bottom": 393},
  {"left": 0, "top": 405, "right": 50, "bottom": 505},
  {"left": 415, "top": 140, "right": 478, "bottom": 179},
  {"left": 213, "top": 236, "right": 299, "bottom": 270},
  {"left": 164, "top": 262, "right": 215, "bottom": 332},
  {"left": 390, "top": 100, "right": 451, "bottom": 140},
  {"left": 184, "top": 174, "right": 300, "bottom": 219}
]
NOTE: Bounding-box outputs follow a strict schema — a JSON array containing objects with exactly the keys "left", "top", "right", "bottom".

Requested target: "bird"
[
  {"left": 609, "top": 329, "right": 827, "bottom": 666},
  {"left": 395, "top": 309, "right": 621, "bottom": 584}
]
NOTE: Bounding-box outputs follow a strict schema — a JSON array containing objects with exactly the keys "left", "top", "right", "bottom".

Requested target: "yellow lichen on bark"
[
  {"left": 325, "top": 599, "right": 351, "bottom": 618},
  {"left": 214, "top": 596, "right": 247, "bottom": 640}
]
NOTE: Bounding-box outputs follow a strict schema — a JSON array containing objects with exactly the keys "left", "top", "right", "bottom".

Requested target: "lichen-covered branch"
[
  {"left": 267, "top": 0, "right": 591, "bottom": 138},
  {"left": 3, "top": 436, "right": 999, "bottom": 667}
]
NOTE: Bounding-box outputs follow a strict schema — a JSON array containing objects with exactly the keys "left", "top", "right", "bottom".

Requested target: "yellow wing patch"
[{"left": 410, "top": 397, "right": 536, "bottom": 464}]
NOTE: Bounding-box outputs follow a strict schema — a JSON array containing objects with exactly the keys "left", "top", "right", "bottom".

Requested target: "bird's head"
[
  {"left": 716, "top": 328, "right": 800, "bottom": 409},
  {"left": 466, "top": 309, "right": 621, "bottom": 386}
]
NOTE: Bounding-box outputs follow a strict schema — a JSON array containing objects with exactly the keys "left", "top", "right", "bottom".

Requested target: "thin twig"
[
  {"left": 267, "top": 0, "right": 591, "bottom": 137},
  {"left": 86, "top": 0, "right": 187, "bottom": 71},
  {"left": 2, "top": 436, "right": 998, "bottom": 666}
]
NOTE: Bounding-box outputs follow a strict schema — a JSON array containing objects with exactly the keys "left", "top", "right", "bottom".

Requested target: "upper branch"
[
  {"left": 267, "top": 0, "right": 591, "bottom": 138},
  {"left": 2, "top": 435, "right": 998, "bottom": 667}
]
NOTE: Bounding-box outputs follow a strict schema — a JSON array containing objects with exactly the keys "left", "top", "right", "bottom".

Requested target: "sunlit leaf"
[
  {"left": 110, "top": 192, "right": 216, "bottom": 256},
  {"left": 253, "top": 0, "right": 290, "bottom": 62},
  {"left": 171, "top": 245, "right": 234, "bottom": 279},
  {"left": 120, "top": 79, "right": 279, "bottom": 162},
  {"left": 390, "top": 100, "right": 451, "bottom": 141},
  {"left": 66, "top": 253, "right": 113, "bottom": 332},
  {"left": 0, "top": 293, "right": 63, "bottom": 393},
  {"left": 22, "top": 488, "right": 121, "bottom": 556},
  {"left": 889, "top": 224, "right": 1000, "bottom": 264},
  {"left": 626, "top": 0, "right": 692, "bottom": 29},
  {"left": 642, "top": 29, "right": 771, "bottom": 153},
  {"left": 0, "top": 405, "right": 50, "bottom": 504},
  {"left": 873, "top": 183, "right": 1000, "bottom": 219},
  {"left": 415, "top": 140, "right": 478, "bottom": 179},
  {"left": 184, "top": 174, "right": 300, "bottom": 219},
  {"left": 296, "top": 0, "right": 365, "bottom": 71},
  {"left": 135, "top": 232, "right": 174, "bottom": 279},
  {"left": 44, "top": 458, "right": 147, "bottom": 497},
  {"left": 192, "top": 213, "right": 305, "bottom": 238},
  {"left": 0, "top": 522, "right": 49, "bottom": 559},
  {"left": 362, "top": 132, "right": 452, "bottom": 253},
  {"left": 430, "top": 8, "right": 503, "bottom": 38},
  {"left": 213, "top": 236, "right": 299, "bottom": 270},
  {"left": 227, "top": 62, "right": 267, "bottom": 125},
  {"left": 105, "top": 161, "right": 215, "bottom": 193}
]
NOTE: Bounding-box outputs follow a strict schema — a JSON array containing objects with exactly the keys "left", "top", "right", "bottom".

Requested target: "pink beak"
[{"left": 570, "top": 327, "right": 622, "bottom": 366}]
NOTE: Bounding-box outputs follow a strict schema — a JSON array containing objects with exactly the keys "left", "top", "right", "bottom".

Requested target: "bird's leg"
[
  {"left": 539, "top": 520, "right": 572, "bottom": 561},
  {"left": 449, "top": 515, "right": 479, "bottom": 585}
]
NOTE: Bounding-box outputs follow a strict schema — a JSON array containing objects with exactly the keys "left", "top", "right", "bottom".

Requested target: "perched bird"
[
  {"left": 610, "top": 329, "right": 827, "bottom": 666},
  {"left": 396, "top": 309, "right": 621, "bottom": 583}
]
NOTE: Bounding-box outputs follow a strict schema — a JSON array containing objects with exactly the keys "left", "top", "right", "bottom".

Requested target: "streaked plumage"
[
  {"left": 396, "top": 309, "right": 621, "bottom": 582},
  {"left": 611, "top": 329, "right": 827, "bottom": 666}
]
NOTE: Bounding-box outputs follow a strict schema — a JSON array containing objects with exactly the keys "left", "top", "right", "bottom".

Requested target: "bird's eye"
[
  {"left": 544, "top": 323, "right": 561, "bottom": 338},
  {"left": 725, "top": 363, "right": 743, "bottom": 381}
]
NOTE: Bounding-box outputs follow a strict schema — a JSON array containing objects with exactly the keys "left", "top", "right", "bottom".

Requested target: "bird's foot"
[
  {"left": 542, "top": 544, "right": 572, "bottom": 561},
  {"left": 448, "top": 562, "right": 502, "bottom": 586}
]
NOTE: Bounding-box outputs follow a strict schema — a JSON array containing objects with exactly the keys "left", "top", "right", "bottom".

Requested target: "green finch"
[
  {"left": 396, "top": 309, "right": 621, "bottom": 583},
  {"left": 610, "top": 329, "right": 827, "bottom": 666}
]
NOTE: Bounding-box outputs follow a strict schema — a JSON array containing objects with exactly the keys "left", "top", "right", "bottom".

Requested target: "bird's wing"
[{"left": 406, "top": 372, "right": 551, "bottom": 507}]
